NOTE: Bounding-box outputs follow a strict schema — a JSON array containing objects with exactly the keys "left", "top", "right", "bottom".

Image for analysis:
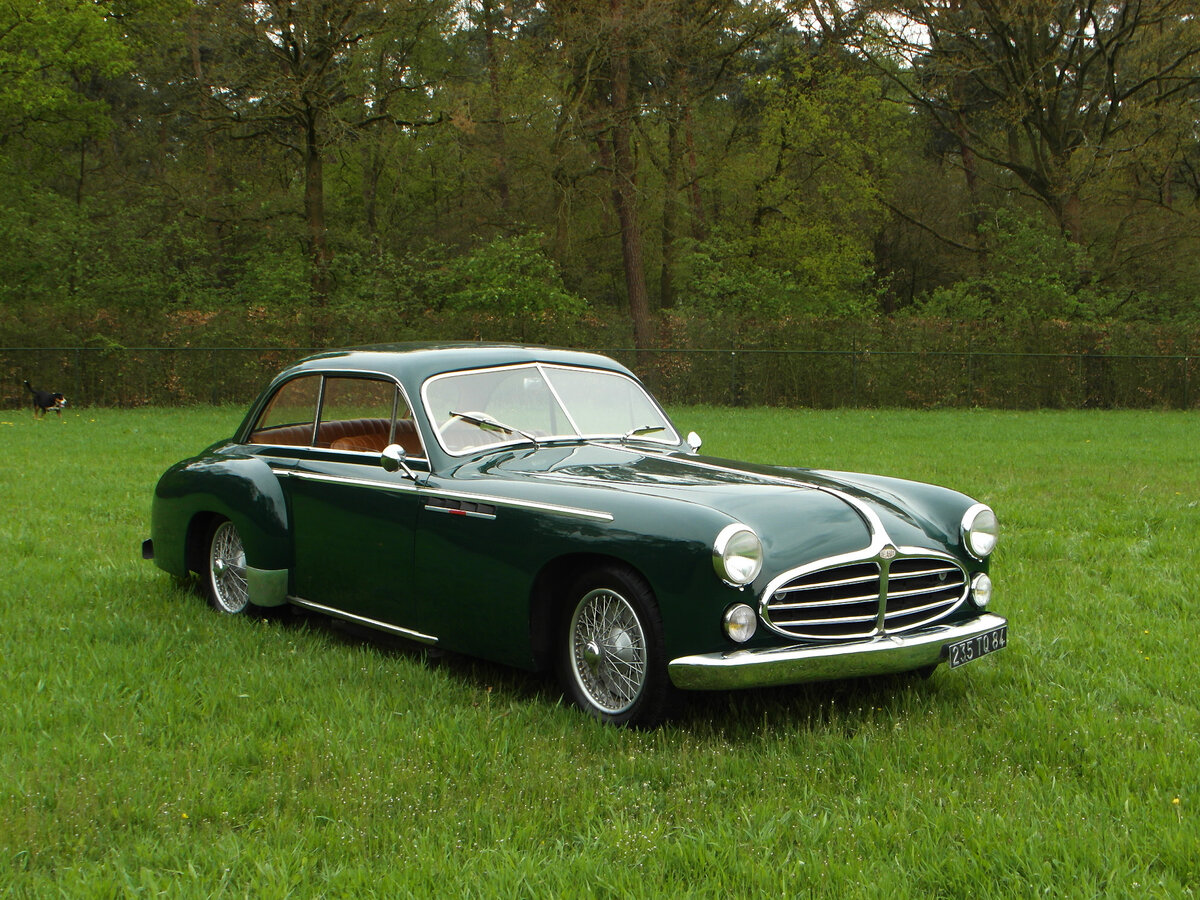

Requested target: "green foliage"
[
  {"left": 749, "top": 53, "right": 894, "bottom": 234},
  {"left": 2, "top": 1, "right": 1198, "bottom": 343},
  {"left": 916, "top": 209, "right": 1108, "bottom": 322},
  {"left": 0, "top": 0, "right": 129, "bottom": 142},
  {"left": 444, "top": 232, "right": 589, "bottom": 320},
  {"left": 677, "top": 47, "right": 897, "bottom": 319},
  {"left": 676, "top": 232, "right": 876, "bottom": 319}
]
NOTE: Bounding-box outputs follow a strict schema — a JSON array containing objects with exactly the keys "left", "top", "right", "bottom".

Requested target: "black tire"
[
  {"left": 203, "top": 517, "right": 255, "bottom": 615},
  {"left": 556, "top": 564, "right": 674, "bottom": 728}
]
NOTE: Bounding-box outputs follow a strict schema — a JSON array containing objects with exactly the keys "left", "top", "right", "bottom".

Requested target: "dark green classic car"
[{"left": 145, "top": 343, "right": 1006, "bottom": 726}]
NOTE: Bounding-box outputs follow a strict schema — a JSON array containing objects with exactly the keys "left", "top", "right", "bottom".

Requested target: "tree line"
[{"left": 2, "top": 0, "right": 1199, "bottom": 351}]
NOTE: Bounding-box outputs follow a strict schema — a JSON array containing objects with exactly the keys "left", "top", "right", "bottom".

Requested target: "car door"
[{"left": 248, "top": 372, "right": 429, "bottom": 636}]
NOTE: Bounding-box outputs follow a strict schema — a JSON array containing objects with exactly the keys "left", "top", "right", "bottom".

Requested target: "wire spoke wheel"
[
  {"left": 207, "top": 520, "right": 250, "bottom": 614},
  {"left": 568, "top": 588, "right": 648, "bottom": 715}
]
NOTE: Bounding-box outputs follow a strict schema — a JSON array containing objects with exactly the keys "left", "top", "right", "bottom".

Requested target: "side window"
[
  {"left": 319, "top": 377, "right": 424, "bottom": 457},
  {"left": 248, "top": 374, "right": 425, "bottom": 457},
  {"left": 319, "top": 377, "right": 396, "bottom": 428},
  {"left": 248, "top": 375, "right": 321, "bottom": 446}
]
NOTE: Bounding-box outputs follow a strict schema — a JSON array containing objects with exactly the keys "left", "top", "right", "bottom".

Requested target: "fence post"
[
  {"left": 729, "top": 351, "right": 738, "bottom": 405},
  {"left": 1185, "top": 355, "right": 1192, "bottom": 409},
  {"left": 851, "top": 338, "right": 858, "bottom": 407},
  {"left": 967, "top": 337, "right": 973, "bottom": 405}
]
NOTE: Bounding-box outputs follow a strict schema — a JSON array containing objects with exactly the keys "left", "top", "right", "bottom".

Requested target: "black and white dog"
[{"left": 24, "top": 380, "right": 67, "bottom": 418}]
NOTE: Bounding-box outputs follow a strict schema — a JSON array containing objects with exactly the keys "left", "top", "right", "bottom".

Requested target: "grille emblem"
[{"left": 880, "top": 547, "right": 896, "bottom": 560}]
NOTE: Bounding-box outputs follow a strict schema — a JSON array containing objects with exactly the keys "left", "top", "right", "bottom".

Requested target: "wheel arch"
[
  {"left": 184, "top": 511, "right": 222, "bottom": 576},
  {"left": 528, "top": 552, "right": 652, "bottom": 672}
]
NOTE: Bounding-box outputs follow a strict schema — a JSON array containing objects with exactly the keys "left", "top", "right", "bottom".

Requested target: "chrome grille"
[{"left": 764, "top": 556, "right": 968, "bottom": 640}]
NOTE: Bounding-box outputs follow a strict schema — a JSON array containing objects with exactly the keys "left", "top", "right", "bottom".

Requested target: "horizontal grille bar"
[{"left": 765, "top": 555, "right": 968, "bottom": 640}]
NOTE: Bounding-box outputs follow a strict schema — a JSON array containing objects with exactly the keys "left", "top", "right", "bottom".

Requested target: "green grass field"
[{"left": 2, "top": 406, "right": 1196, "bottom": 898}]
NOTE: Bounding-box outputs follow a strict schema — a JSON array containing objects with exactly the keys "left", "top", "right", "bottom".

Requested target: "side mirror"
[
  {"left": 687, "top": 431, "right": 702, "bottom": 453},
  {"left": 381, "top": 444, "right": 416, "bottom": 480}
]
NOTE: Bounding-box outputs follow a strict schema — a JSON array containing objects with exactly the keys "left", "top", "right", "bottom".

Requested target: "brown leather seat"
[
  {"left": 251, "top": 418, "right": 422, "bottom": 456},
  {"left": 248, "top": 423, "right": 314, "bottom": 446}
]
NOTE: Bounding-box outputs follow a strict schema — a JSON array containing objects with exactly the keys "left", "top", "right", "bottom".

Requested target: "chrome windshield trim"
[
  {"left": 288, "top": 597, "right": 438, "bottom": 645},
  {"left": 271, "top": 468, "right": 613, "bottom": 522},
  {"left": 421, "top": 362, "right": 679, "bottom": 458},
  {"left": 668, "top": 614, "right": 1008, "bottom": 691},
  {"left": 539, "top": 363, "right": 584, "bottom": 437}
]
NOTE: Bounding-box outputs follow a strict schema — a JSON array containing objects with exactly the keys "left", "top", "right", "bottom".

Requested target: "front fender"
[{"left": 150, "top": 451, "right": 291, "bottom": 578}]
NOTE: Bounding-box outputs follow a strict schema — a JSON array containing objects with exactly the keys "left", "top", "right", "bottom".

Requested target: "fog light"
[
  {"left": 971, "top": 572, "right": 993, "bottom": 608},
  {"left": 723, "top": 603, "right": 757, "bottom": 643}
]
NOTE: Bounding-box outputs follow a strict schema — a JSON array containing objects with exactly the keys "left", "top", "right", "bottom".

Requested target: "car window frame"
[{"left": 245, "top": 370, "right": 429, "bottom": 462}]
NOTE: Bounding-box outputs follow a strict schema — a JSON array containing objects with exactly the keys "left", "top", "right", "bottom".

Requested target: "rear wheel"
[
  {"left": 204, "top": 518, "right": 252, "bottom": 614},
  {"left": 557, "top": 565, "right": 673, "bottom": 727}
]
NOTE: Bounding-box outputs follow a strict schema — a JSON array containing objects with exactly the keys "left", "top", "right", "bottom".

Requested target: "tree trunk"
[
  {"left": 604, "top": 0, "right": 653, "bottom": 353},
  {"left": 481, "top": 0, "right": 511, "bottom": 220},
  {"left": 682, "top": 100, "right": 707, "bottom": 240},
  {"left": 660, "top": 116, "right": 680, "bottom": 311},
  {"left": 304, "top": 109, "right": 330, "bottom": 304}
]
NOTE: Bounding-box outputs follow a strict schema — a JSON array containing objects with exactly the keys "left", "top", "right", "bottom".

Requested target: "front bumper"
[{"left": 668, "top": 613, "right": 1008, "bottom": 691}]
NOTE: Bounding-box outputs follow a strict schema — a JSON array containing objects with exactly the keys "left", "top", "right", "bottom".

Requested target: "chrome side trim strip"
[
  {"left": 271, "top": 468, "right": 613, "bottom": 523},
  {"left": 288, "top": 596, "right": 439, "bottom": 645},
  {"left": 425, "top": 505, "right": 497, "bottom": 521},
  {"left": 419, "top": 488, "right": 614, "bottom": 523},
  {"left": 668, "top": 614, "right": 1008, "bottom": 691},
  {"left": 274, "top": 468, "right": 417, "bottom": 493}
]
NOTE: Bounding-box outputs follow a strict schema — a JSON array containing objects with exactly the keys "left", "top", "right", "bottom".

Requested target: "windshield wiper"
[
  {"left": 621, "top": 424, "right": 667, "bottom": 443},
  {"left": 449, "top": 410, "right": 541, "bottom": 447}
]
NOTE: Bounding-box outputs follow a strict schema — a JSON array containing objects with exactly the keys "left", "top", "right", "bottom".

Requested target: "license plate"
[{"left": 947, "top": 624, "right": 1008, "bottom": 668}]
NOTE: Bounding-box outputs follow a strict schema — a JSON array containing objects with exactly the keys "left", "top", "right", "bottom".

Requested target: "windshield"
[{"left": 422, "top": 363, "right": 679, "bottom": 455}]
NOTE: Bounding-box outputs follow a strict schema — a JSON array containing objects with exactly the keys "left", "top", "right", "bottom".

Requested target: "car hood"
[{"left": 468, "top": 443, "right": 969, "bottom": 560}]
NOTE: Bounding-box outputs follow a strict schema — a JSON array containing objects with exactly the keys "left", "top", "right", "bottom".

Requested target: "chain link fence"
[{"left": 3, "top": 345, "right": 1196, "bottom": 410}]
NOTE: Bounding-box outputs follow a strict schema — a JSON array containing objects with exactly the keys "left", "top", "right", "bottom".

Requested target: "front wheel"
[
  {"left": 204, "top": 518, "right": 254, "bottom": 615},
  {"left": 557, "top": 565, "right": 674, "bottom": 728}
]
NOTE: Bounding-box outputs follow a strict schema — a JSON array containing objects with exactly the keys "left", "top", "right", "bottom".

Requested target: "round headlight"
[
  {"left": 713, "top": 524, "right": 763, "bottom": 586},
  {"left": 723, "top": 603, "right": 758, "bottom": 643},
  {"left": 971, "top": 572, "right": 993, "bottom": 608},
  {"left": 961, "top": 504, "right": 999, "bottom": 559}
]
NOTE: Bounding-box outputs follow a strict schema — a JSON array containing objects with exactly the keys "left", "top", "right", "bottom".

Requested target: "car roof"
[{"left": 278, "top": 342, "right": 635, "bottom": 385}]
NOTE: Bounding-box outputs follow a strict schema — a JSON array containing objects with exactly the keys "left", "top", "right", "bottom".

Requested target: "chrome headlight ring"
[
  {"left": 713, "top": 524, "right": 763, "bottom": 587},
  {"left": 961, "top": 504, "right": 999, "bottom": 560}
]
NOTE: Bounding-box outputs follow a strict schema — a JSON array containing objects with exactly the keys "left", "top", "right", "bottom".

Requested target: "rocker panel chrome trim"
[{"left": 288, "top": 596, "right": 439, "bottom": 645}]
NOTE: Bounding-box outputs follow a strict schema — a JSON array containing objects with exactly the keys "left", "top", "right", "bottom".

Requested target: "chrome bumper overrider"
[{"left": 667, "top": 613, "right": 1008, "bottom": 691}]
